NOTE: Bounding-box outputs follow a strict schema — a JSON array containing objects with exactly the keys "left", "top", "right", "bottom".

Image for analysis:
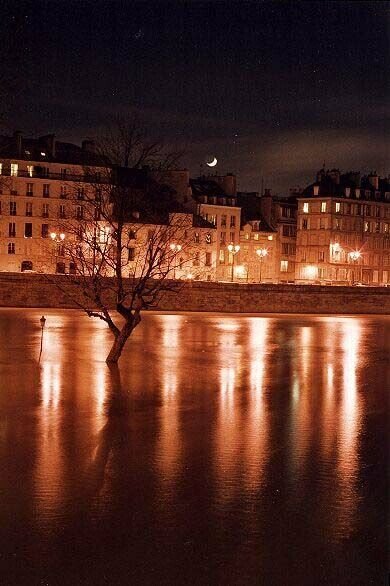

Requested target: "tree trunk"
[{"left": 106, "top": 315, "right": 140, "bottom": 363}]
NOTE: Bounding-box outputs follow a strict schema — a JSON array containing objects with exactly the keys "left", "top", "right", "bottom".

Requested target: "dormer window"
[
  {"left": 10, "top": 163, "right": 18, "bottom": 177},
  {"left": 303, "top": 202, "right": 309, "bottom": 213}
]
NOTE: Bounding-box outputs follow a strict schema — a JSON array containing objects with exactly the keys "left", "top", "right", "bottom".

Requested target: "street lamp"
[
  {"left": 50, "top": 232, "right": 66, "bottom": 273},
  {"left": 227, "top": 243, "right": 240, "bottom": 282},
  {"left": 169, "top": 243, "right": 182, "bottom": 279},
  {"left": 255, "top": 247, "right": 268, "bottom": 283},
  {"left": 348, "top": 250, "right": 361, "bottom": 285}
]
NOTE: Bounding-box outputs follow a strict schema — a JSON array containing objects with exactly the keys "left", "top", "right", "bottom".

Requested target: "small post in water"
[{"left": 39, "top": 315, "right": 46, "bottom": 361}]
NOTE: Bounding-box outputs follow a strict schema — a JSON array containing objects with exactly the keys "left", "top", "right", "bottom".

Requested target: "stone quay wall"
[{"left": 0, "top": 273, "right": 389, "bottom": 315}]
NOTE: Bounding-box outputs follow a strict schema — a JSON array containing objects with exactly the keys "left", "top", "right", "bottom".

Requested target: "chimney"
[
  {"left": 40, "top": 134, "right": 55, "bottom": 158},
  {"left": 13, "top": 131, "right": 22, "bottom": 156},
  {"left": 329, "top": 169, "right": 340, "bottom": 184},
  {"left": 209, "top": 174, "right": 237, "bottom": 196},
  {"left": 368, "top": 172, "right": 379, "bottom": 190},
  {"left": 260, "top": 189, "right": 273, "bottom": 224}
]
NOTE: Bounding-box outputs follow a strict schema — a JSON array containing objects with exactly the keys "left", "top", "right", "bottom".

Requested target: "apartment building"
[
  {"left": 295, "top": 170, "right": 390, "bottom": 285},
  {"left": 0, "top": 133, "right": 217, "bottom": 279},
  {"left": 237, "top": 191, "right": 278, "bottom": 282},
  {"left": 190, "top": 174, "right": 241, "bottom": 281}
]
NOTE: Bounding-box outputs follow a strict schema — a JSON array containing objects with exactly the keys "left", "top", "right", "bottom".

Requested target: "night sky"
[{"left": 1, "top": 1, "right": 388, "bottom": 192}]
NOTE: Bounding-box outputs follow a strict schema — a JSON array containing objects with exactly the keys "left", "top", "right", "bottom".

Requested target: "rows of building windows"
[
  {"left": 302, "top": 200, "right": 389, "bottom": 217},
  {"left": 300, "top": 216, "right": 390, "bottom": 233}
]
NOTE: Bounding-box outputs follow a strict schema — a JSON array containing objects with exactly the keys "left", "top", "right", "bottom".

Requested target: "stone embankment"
[{"left": 0, "top": 273, "right": 389, "bottom": 314}]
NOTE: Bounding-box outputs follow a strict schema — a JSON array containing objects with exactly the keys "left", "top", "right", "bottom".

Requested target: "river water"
[{"left": 0, "top": 309, "right": 388, "bottom": 585}]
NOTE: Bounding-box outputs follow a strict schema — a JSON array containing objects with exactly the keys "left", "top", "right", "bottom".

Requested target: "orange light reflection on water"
[
  {"left": 155, "top": 315, "right": 183, "bottom": 490},
  {"left": 244, "top": 318, "right": 270, "bottom": 494}
]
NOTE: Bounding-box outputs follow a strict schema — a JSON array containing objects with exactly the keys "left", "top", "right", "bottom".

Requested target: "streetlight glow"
[
  {"left": 256, "top": 248, "right": 268, "bottom": 283},
  {"left": 227, "top": 243, "right": 240, "bottom": 282}
]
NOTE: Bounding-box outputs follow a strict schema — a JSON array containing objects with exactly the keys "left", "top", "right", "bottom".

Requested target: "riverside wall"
[{"left": 0, "top": 273, "right": 389, "bottom": 315}]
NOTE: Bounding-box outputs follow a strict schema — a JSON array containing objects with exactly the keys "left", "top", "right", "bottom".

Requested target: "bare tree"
[{"left": 52, "top": 121, "right": 212, "bottom": 363}]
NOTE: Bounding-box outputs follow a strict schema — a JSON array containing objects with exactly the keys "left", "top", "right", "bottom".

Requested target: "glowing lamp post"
[
  {"left": 255, "top": 248, "right": 268, "bottom": 283},
  {"left": 169, "top": 243, "right": 182, "bottom": 279},
  {"left": 348, "top": 251, "right": 361, "bottom": 285},
  {"left": 227, "top": 243, "right": 240, "bottom": 282}
]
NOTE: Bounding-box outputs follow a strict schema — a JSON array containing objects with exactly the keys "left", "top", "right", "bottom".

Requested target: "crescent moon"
[{"left": 206, "top": 157, "right": 217, "bottom": 167}]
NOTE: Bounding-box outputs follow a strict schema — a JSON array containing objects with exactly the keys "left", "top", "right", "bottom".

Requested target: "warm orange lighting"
[
  {"left": 348, "top": 250, "right": 361, "bottom": 262},
  {"left": 304, "top": 265, "right": 317, "bottom": 279},
  {"left": 256, "top": 247, "right": 268, "bottom": 258},
  {"left": 227, "top": 243, "right": 240, "bottom": 254}
]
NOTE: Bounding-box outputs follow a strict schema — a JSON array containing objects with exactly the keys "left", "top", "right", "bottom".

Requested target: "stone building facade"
[{"left": 295, "top": 170, "right": 390, "bottom": 285}]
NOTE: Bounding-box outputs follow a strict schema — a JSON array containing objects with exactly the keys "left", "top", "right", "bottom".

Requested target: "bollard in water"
[{"left": 39, "top": 316, "right": 46, "bottom": 361}]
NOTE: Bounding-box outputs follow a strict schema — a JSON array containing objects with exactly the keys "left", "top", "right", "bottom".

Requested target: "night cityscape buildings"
[
  {"left": 0, "top": 3, "right": 388, "bottom": 584},
  {"left": 0, "top": 131, "right": 389, "bottom": 286}
]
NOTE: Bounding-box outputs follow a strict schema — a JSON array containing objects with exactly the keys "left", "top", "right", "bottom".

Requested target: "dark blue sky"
[{"left": 1, "top": 1, "right": 388, "bottom": 192}]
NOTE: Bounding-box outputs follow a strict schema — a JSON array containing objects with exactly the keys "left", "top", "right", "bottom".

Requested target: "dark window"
[
  {"left": 302, "top": 219, "right": 308, "bottom": 230},
  {"left": 21, "top": 261, "right": 33, "bottom": 272},
  {"left": 8, "top": 243, "right": 15, "bottom": 254},
  {"left": 41, "top": 224, "right": 49, "bottom": 238},
  {"left": 205, "top": 252, "right": 212, "bottom": 266},
  {"left": 9, "top": 202, "right": 16, "bottom": 216},
  {"left": 26, "top": 183, "right": 33, "bottom": 196},
  {"left": 69, "top": 262, "right": 76, "bottom": 275},
  {"left": 9, "top": 222, "right": 16, "bottom": 237},
  {"left": 56, "top": 262, "right": 66, "bottom": 274},
  {"left": 129, "top": 230, "right": 136, "bottom": 240},
  {"left": 76, "top": 206, "right": 83, "bottom": 220},
  {"left": 24, "top": 223, "right": 33, "bottom": 238},
  {"left": 43, "top": 184, "right": 50, "bottom": 197},
  {"left": 128, "top": 247, "right": 135, "bottom": 261}
]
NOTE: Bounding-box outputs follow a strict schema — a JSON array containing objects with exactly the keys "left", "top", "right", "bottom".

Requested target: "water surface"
[{"left": 0, "top": 309, "right": 388, "bottom": 585}]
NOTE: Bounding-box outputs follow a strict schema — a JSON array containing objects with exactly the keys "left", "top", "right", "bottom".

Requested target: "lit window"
[
  {"left": 280, "top": 260, "right": 288, "bottom": 272},
  {"left": 0, "top": 163, "right": 2, "bottom": 175},
  {"left": 10, "top": 163, "right": 18, "bottom": 177},
  {"left": 267, "top": 235, "right": 273, "bottom": 241},
  {"left": 303, "top": 202, "right": 309, "bottom": 213},
  {"left": 335, "top": 202, "right": 341, "bottom": 213},
  {"left": 321, "top": 202, "right": 327, "bottom": 213},
  {"left": 253, "top": 233, "right": 259, "bottom": 240},
  {"left": 219, "top": 249, "right": 225, "bottom": 264},
  {"left": 27, "top": 165, "right": 33, "bottom": 177}
]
